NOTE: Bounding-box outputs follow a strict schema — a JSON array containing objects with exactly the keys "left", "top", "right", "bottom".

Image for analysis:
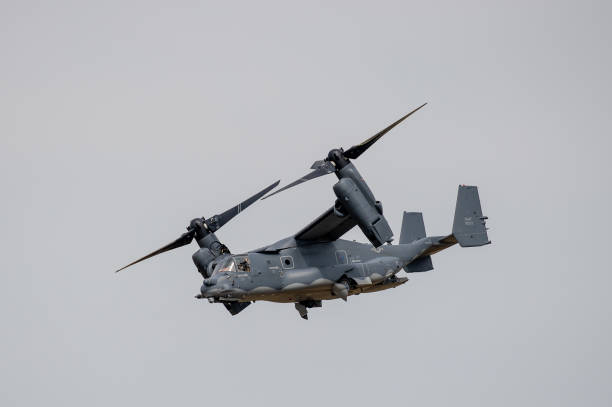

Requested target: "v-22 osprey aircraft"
[{"left": 116, "top": 103, "right": 491, "bottom": 319}]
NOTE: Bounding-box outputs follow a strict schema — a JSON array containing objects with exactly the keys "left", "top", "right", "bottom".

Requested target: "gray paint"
[
  {"left": 197, "top": 185, "right": 488, "bottom": 318},
  {"left": 127, "top": 105, "right": 480, "bottom": 320}
]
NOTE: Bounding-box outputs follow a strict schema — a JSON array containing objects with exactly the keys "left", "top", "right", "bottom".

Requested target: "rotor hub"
[
  {"left": 327, "top": 148, "right": 349, "bottom": 169},
  {"left": 189, "top": 218, "right": 208, "bottom": 239}
]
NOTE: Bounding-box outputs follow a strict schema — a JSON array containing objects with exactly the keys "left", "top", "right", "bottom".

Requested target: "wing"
[{"left": 295, "top": 206, "right": 358, "bottom": 243}]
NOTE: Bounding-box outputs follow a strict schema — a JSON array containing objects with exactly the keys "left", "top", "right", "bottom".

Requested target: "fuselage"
[{"left": 199, "top": 238, "right": 432, "bottom": 303}]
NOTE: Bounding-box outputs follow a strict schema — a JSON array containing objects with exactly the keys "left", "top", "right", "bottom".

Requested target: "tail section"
[
  {"left": 399, "top": 212, "right": 434, "bottom": 273},
  {"left": 395, "top": 186, "right": 489, "bottom": 274},
  {"left": 452, "top": 185, "right": 490, "bottom": 247}
]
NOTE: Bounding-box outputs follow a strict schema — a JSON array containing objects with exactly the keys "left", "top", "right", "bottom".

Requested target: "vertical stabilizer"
[
  {"left": 452, "top": 186, "right": 490, "bottom": 247},
  {"left": 400, "top": 212, "right": 433, "bottom": 273},
  {"left": 399, "top": 212, "right": 427, "bottom": 244}
]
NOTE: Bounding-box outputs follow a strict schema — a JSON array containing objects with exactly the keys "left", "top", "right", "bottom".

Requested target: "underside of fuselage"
[{"left": 246, "top": 275, "right": 409, "bottom": 303}]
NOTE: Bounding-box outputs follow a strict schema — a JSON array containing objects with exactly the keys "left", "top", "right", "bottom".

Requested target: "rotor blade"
[
  {"left": 310, "top": 160, "right": 335, "bottom": 172},
  {"left": 343, "top": 103, "right": 427, "bottom": 160},
  {"left": 205, "top": 180, "right": 280, "bottom": 231},
  {"left": 261, "top": 165, "right": 334, "bottom": 200},
  {"left": 115, "top": 231, "right": 195, "bottom": 273}
]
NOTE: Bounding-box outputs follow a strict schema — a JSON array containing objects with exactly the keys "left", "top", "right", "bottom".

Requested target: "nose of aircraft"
[
  {"left": 200, "top": 278, "right": 216, "bottom": 295},
  {"left": 200, "top": 276, "right": 234, "bottom": 298}
]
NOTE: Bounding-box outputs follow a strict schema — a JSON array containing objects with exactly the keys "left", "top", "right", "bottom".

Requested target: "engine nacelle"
[
  {"left": 336, "top": 162, "right": 377, "bottom": 204},
  {"left": 333, "top": 177, "right": 393, "bottom": 247},
  {"left": 192, "top": 248, "right": 216, "bottom": 278}
]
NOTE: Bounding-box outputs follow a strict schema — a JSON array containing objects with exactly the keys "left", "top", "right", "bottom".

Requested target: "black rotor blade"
[
  {"left": 115, "top": 230, "right": 195, "bottom": 273},
  {"left": 206, "top": 180, "right": 280, "bottom": 231},
  {"left": 343, "top": 103, "right": 427, "bottom": 159},
  {"left": 309, "top": 160, "right": 336, "bottom": 172},
  {"left": 260, "top": 104, "right": 426, "bottom": 201},
  {"left": 261, "top": 162, "right": 335, "bottom": 200}
]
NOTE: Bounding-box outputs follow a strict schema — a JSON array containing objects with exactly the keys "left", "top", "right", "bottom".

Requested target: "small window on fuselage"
[
  {"left": 335, "top": 250, "right": 348, "bottom": 265},
  {"left": 280, "top": 256, "right": 294, "bottom": 269}
]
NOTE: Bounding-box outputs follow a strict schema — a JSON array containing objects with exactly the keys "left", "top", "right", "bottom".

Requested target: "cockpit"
[{"left": 211, "top": 255, "right": 251, "bottom": 275}]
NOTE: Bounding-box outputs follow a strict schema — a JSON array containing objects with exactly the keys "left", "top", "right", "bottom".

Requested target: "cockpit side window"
[{"left": 234, "top": 255, "right": 251, "bottom": 272}]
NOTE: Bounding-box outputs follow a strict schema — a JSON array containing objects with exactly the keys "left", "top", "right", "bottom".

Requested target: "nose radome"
[{"left": 200, "top": 278, "right": 216, "bottom": 295}]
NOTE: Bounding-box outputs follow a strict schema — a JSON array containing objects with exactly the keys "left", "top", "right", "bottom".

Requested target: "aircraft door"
[{"left": 261, "top": 255, "right": 283, "bottom": 289}]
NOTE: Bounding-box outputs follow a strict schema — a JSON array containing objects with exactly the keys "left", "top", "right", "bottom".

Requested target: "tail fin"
[
  {"left": 400, "top": 212, "right": 434, "bottom": 273},
  {"left": 399, "top": 212, "right": 427, "bottom": 244},
  {"left": 452, "top": 185, "right": 490, "bottom": 247}
]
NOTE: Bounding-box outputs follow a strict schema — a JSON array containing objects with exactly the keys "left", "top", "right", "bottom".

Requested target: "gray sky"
[{"left": 2, "top": 1, "right": 611, "bottom": 406}]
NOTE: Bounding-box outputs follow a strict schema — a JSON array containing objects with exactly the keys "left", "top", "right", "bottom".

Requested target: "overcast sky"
[{"left": 2, "top": 1, "right": 611, "bottom": 406}]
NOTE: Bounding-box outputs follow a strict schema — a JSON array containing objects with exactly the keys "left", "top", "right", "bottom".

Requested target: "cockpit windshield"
[
  {"left": 212, "top": 255, "right": 251, "bottom": 275},
  {"left": 214, "top": 257, "right": 235, "bottom": 274}
]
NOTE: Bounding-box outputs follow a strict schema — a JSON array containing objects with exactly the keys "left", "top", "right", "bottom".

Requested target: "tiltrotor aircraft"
[{"left": 116, "top": 104, "right": 491, "bottom": 319}]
